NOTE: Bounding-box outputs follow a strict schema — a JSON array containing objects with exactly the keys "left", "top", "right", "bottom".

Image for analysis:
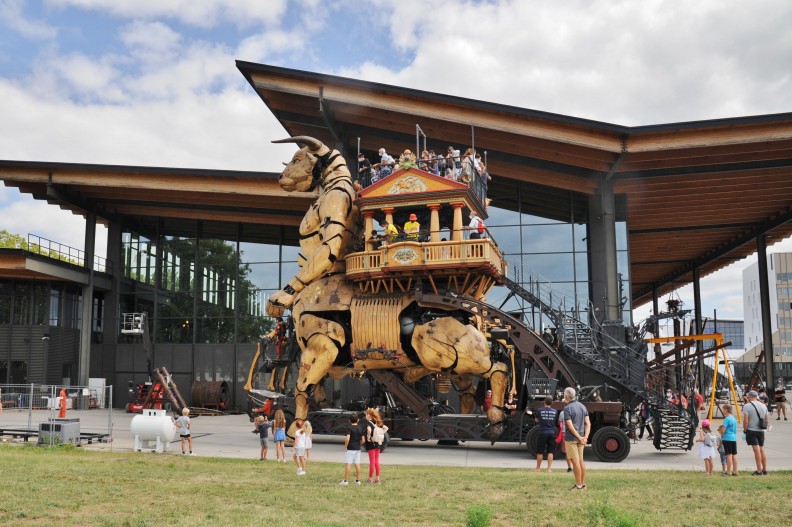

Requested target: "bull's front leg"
[
  {"left": 288, "top": 314, "right": 344, "bottom": 438},
  {"left": 412, "top": 317, "right": 508, "bottom": 425}
]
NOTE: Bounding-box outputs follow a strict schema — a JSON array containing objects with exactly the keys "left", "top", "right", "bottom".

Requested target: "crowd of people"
[
  {"left": 356, "top": 145, "right": 491, "bottom": 188},
  {"left": 640, "top": 382, "right": 783, "bottom": 477}
]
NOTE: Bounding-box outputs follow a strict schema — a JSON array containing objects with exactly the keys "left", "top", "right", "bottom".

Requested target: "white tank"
[{"left": 130, "top": 409, "right": 176, "bottom": 453}]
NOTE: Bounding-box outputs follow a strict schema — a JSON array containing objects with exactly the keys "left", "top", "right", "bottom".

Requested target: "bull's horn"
[{"left": 272, "top": 136, "right": 324, "bottom": 152}]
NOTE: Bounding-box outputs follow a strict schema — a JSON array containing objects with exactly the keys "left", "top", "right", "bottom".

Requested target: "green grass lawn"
[{"left": 1, "top": 445, "right": 790, "bottom": 527}]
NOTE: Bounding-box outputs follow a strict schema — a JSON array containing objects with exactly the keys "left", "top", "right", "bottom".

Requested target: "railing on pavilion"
[{"left": 345, "top": 238, "right": 505, "bottom": 281}]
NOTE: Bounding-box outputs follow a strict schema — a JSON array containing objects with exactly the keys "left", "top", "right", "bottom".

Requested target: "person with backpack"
[
  {"left": 364, "top": 407, "right": 388, "bottom": 484},
  {"left": 468, "top": 211, "right": 485, "bottom": 240},
  {"left": 743, "top": 390, "right": 769, "bottom": 476}
]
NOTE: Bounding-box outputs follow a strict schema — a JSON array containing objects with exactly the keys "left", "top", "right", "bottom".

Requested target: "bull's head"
[{"left": 272, "top": 136, "right": 331, "bottom": 192}]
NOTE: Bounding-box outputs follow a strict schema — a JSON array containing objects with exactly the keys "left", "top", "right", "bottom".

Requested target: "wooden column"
[
  {"left": 363, "top": 212, "right": 375, "bottom": 251},
  {"left": 451, "top": 202, "right": 464, "bottom": 241},
  {"left": 428, "top": 203, "right": 441, "bottom": 242},
  {"left": 383, "top": 208, "right": 395, "bottom": 226}
]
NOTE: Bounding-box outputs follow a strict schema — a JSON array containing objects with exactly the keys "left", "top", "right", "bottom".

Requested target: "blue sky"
[{"left": 1, "top": 0, "right": 792, "bottom": 324}]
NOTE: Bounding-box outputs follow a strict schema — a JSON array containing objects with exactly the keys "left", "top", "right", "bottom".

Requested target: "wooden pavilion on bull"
[{"left": 345, "top": 165, "right": 506, "bottom": 300}]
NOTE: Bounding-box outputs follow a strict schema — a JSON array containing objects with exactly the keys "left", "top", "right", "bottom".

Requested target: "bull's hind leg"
[
  {"left": 289, "top": 314, "right": 345, "bottom": 436},
  {"left": 412, "top": 316, "right": 508, "bottom": 424},
  {"left": 451, "top": 374, "right": 477, "bottom": 414}
]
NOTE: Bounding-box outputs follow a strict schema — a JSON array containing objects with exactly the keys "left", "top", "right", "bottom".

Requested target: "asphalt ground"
[{"left": 18, "top": 408, "right": 789, "bottom": 472}]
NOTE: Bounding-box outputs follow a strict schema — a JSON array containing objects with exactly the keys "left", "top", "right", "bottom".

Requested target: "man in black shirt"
[
  {"left": 357, "top": 152, "right": 372, "bottom": 187},
  {"left": 340, "top": 414, "right": 364, "bottom": 485},
  {"left": 534, "top": 396, "right": 559, "bottom": 472}
]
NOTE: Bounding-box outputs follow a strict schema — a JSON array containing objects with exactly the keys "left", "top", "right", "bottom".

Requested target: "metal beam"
[{"left": 318, "top": 87, "right": 345, "bottom": 155}]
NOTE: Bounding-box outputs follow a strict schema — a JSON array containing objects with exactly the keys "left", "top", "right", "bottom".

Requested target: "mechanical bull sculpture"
[{"left": 265, "top": 136, "right": 508, "bottom": 435}]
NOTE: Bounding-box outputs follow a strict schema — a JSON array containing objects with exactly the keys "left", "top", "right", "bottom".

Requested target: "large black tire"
[
  {"left": 526, "top": 426, "right": 541, "bottom": 458},
  {"left": 591, "top": 426, "right": 631, "bottom": 462}
]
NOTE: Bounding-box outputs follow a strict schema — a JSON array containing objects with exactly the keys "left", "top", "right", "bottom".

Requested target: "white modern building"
[{"left": 739, "top": 253, "right": 792, "bottom": 382}]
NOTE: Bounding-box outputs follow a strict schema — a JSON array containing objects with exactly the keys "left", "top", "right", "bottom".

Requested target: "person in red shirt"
[
  {"left": 482, "top": 389, "right": 492, "bottom": 412},
  {"left": 694, "top": 388, "right": 705, "bottom": 414}
]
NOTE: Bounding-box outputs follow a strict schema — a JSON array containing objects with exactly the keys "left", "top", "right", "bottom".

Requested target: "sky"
[{"left": 1, "top": 0, "right": 791, "bottom": 327}]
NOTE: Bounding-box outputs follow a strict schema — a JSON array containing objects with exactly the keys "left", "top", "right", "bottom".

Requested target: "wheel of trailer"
[
  {"left": 591, "top": 426, "right": 630, "bottom": 462},
  {"left": 526, "top": 427, "right": 542, "bottom": 458}
]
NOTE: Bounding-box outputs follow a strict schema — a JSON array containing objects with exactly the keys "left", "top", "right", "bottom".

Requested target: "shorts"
[
  {"left": 180, "top": 434, "right": 191, "bottom": 438},
  {"left": 538, "top": 433, "right": 556, "bottom": 456},
  {"left": 293, "top": 447, "right": 306, "bottom": 457},
  {"left": 745, "top": 430, "right": 765, "bottom": 447},
  {"left": 565, "top": 441, "right": 584, "bottom": 462},
  {"left": 722, "top": 440, "right": 737, "bottom": 455},
  {"left": 719, "top": 452, "right": 727, "bottom": 465},
  {"left": 344, "top": 450, "right": 361, "bottom": 465},
  {"left": 259, "top": 438, "right": 269, "bottom": 446}
]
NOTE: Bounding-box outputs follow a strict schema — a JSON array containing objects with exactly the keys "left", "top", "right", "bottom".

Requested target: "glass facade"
[{"left": 108, "top": 180, "right": 632, "bottom": 407}]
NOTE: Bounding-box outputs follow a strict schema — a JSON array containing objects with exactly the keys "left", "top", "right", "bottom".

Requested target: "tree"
[{"left": 0, "top": 230, "right": 28, "bottom": 249}]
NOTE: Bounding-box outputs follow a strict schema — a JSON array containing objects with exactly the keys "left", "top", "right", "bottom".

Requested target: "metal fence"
[{"left": 0, "top": 383, "right": 114, "bottom": 446}]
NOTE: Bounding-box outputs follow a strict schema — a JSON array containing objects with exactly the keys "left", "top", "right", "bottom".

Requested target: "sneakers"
[
  {"left": 721, "top": 472, "right": 728, "bottom": 477},
  {"left": 777, "top": 417, "right": 781, "bottom": 421},
  {"left": 570, "top": 484, "right": 586, "bottom": 491},
  {"left": 374, "top": 479, "right": 381, "bottom": 484},
  {"left": 566, "top": 467, "right": 573, "bottom": 473},
  {"left": 751, "top": 471, "right": 763, "bottom": 476},
  {"left": 762, "top": 470, "right": 768, "bottom": 475},
  {"left": 189, "top": 453, "right": 196, "bottom": 456},
  {"left": 366, "top": 479, "right": 372, "bottom": 484},
  {"left": 297, "top": 469, "right": 306, "bottom": 476},
  {"left": 339, "top": 480, "right": 349, "bottom": 486},
  {"left": 355, "top": 480, "right": 361, "bottom": 485}
]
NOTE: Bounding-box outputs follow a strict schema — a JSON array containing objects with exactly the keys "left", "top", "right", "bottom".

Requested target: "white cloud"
[
  {"left": 49, "top": 0, "right": 288, "bottom": 29},
  {"left": 0, "top": 0, "right": 57, "bottom": 40},
  {"left": 353, "top": 0, "right": 792, "bottom": 125}
]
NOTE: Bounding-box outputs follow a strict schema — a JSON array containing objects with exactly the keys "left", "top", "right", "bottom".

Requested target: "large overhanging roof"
[
  {"left": 237, "top": 61, "right": 792, "bottom": 307},
  {"left": 0, "top": 160, "right": 313, "bottom": 245}
]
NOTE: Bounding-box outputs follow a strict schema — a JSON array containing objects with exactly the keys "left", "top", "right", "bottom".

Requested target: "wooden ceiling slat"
[{"left": 107, "top": 205, "right": 303, "bottom": 227}]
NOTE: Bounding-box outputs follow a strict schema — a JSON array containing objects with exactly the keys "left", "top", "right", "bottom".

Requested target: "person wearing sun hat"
[
  {"left": 404, "top": 213, "right": 420, "bottom": 240},
  {"left": 696, "top": 418, "right": 716, "bottom": 475}
]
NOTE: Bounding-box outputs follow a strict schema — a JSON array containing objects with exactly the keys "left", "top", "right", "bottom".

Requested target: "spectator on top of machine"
[
  {"left": 379, "top": 219, "right": 398, "bottom": 243},
  {"left": 376, "top": 148, "right": 395, "bottom": 178},
  {"left": 357, "top": 152, "right": 371, "bottom": 187},
  {"left": 403, "top": 214, "right": 420, "bottom": 241},
  {"left": 446, "top": 146, "right": 461, "bottom": 179},
  {"left": 459, "top": 147, "right": 477, "bottom": 184}
]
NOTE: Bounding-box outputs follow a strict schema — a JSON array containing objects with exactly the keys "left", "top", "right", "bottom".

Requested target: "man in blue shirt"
[
  {"left": 534, "top": 396, "right": 558, "bottom": 472},
  {"left": 563, "top": 387, "right": 590, "bottom": 490}
]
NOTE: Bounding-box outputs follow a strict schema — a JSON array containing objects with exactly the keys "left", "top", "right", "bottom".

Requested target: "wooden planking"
[
  {"left": 104, "top": 204, "right": 303, "bottom": 226},
  {"left": 250, "top": 73, "right": 624, "bottom": 152},
  {"left": 0, "top": 167, "right": 294, "bottom": 197},
  {"left": 626, "top": 120, "right": 792, "bottom": 153}
]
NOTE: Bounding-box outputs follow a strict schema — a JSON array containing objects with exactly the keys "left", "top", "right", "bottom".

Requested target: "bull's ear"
[{"left": 272, "top": 136, "right": 324, "bottom": 152}]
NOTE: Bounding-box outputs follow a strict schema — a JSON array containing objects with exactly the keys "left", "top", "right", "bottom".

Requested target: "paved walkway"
[{"left": 56, "top": 410, "right": 792, "bottom": 472}]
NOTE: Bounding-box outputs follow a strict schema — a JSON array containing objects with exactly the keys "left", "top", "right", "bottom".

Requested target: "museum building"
[{"left": 1, "top": 61, "right": 791, "bottom": 408}]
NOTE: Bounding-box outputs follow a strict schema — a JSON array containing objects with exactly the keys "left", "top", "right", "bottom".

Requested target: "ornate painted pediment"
[{"left": 358, "top": 167, "right": 467, "bottom": 199}]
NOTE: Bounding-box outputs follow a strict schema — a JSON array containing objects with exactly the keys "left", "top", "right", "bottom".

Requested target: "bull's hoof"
[{"left": 484, "top": 421, "right": 505, "bottom": 443}]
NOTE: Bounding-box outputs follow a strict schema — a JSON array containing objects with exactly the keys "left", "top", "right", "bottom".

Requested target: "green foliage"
[
  {"left": 466, "top": 504, "right": 493, "bottom": 527},
  {"left": 0, "top": 229, "right": 28, "bottom": 249}
]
